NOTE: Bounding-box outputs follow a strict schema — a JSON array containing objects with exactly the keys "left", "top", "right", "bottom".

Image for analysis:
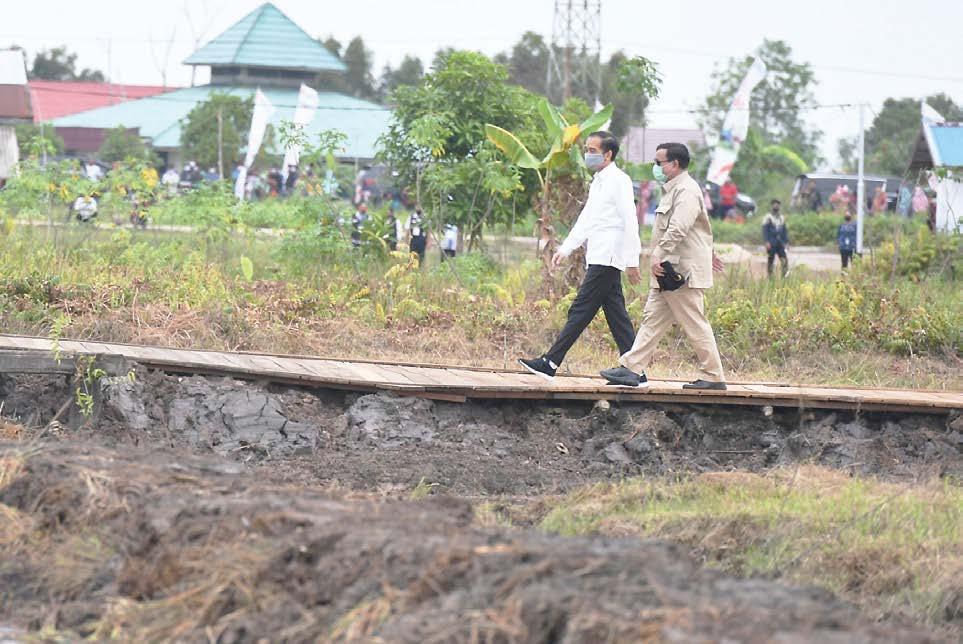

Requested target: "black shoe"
[
  {"left": 682, "top": 379, "right": 727, "bottom": 391},
  {"left": 519, "top": 356, "right": 556, "bottom": 380},
  {"left": 600, "top": 366, "right": 649, "bottom": 388}
]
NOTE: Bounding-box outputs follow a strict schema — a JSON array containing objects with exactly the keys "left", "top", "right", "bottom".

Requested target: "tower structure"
[{"left": 546, "top": 0, "right": 602, "bottom": 103}]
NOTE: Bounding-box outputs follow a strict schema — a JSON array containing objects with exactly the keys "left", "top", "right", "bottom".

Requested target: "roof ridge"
[{"left": 234, "top": 4, "right": 269, "bottom": 62}]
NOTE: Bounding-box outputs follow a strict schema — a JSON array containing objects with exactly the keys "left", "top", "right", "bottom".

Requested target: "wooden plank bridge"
[{"left": 0, "top": 334, "right": 960, "bottom": 415}]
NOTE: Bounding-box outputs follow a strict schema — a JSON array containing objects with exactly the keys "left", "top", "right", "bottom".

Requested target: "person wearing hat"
[{"left": 761, "top": 199, "right": 789, "bottom": 278}]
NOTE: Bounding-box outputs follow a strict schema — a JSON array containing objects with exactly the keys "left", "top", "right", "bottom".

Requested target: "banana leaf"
[
  {"left": 578, "top": 104, "right": 614, "bottom": 136},
  {"left": 537, "top": 98, "right": 567, "bottom": 139},
  {"left": 485, "top": 124, "right": 543, "bottom": 170}
]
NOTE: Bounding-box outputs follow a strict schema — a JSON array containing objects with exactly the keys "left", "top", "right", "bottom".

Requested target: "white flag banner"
[
  {"left": 706, "top": 57, "right": 768, "bottom": 186},
  {"left": 282, "top": 83, "right": 319, "bottom": 178},
  {"left": 921, "top": 101, "right": 946, "bottom": 124},
  {"left": 235, "top": 89, "right": 276, "bottom": 200}
]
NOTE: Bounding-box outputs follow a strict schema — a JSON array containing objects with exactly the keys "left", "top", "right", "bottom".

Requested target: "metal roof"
[
  {"left": 925, "top": 122, "right": 963, "bottom": 167},
  {"left": 183, "top": 3, "right": 346, "bottom": 73},
  {"left": 51, "top": 85, "right": 391, "bottom": 160},
  {"left": 28, "top": 81, "right": 171, "bottom": 122}
]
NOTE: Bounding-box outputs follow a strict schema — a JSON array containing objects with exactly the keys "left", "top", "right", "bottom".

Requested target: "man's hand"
[
  {"left": 712, "top": 253, "right": 725, "bottom": 273},
  {"left": 650, "top": 258, "right": 665, "bottom": 278},
  {"left": 626, "top": 266, "right": 641, "bottom": 284},
  {"left": 551, "top": 251, "right": 567, "bottom": 268}
]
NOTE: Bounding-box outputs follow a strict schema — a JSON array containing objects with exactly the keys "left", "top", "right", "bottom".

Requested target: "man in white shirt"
[{"left": 519, "top": 131, "right": 642, "bottom": 379}]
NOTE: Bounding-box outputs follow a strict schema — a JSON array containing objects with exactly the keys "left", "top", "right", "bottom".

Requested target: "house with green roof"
[{"left": 52, "top": 3, "right": 391, "bottom": 166}]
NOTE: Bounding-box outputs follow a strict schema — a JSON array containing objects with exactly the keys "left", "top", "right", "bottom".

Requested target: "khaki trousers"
[{"left": 620, "top": 286, "right": 725, "bottom": 382}]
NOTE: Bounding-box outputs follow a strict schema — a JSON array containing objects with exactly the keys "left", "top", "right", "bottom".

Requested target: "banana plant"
[
  {"left": 484, "top": 98, "right": 613, "bottom": 188},
  {"left": 486, "top": 99, "right": 613, "bottom": 277}
]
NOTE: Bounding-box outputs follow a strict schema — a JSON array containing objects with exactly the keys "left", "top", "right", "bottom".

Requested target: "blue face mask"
[
  {"left": 584, "top": 152, "right": 605, "bottom": 172},
  {"left": 652, "top": 162, "right": 667, "bottom": 184}
]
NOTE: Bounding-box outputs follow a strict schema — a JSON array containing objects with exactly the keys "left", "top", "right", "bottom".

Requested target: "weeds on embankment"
[
  {"left": 0, "top": 223, "right": 958, "bottom": 388},
  {"left": 539, "top": 466, "right": 963, "bottom": 628}
]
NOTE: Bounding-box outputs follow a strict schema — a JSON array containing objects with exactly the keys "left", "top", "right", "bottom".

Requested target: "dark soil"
[
  {"left": 1, "top": 368, "right": 961, "bottom": 642},
  {"left": 0, "top": 442, "right": 950, "bottom": 643},
  {"left": 5, "top": 368, "right": 959, "bottom": 496}
]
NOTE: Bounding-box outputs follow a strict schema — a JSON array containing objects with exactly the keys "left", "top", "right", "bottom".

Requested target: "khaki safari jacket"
[{"left": 650, "top": 171, "right": 714, "bottom": 290}]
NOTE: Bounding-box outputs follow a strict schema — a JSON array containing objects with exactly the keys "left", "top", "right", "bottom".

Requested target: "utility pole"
[
  {"left": 547, "top": 0, "right": 602, "bottom": 104},
  {"left": 856, "top": 103, "right": 865, "bottom": 254},
  {"left": 216, "top": 108, "right": 224, "bottom": 180}
]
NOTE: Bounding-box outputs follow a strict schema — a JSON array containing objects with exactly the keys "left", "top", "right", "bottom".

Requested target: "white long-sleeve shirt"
[{"left": 557, "top": 162, "right": 641, "bottom": 270}]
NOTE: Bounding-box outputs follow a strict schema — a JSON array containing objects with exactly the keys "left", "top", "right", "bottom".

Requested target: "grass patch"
[{"left": 540, "top": 466, "right": 963, "bottom": 626}]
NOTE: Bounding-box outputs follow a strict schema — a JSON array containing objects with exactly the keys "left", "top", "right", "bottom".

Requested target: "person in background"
[
  {"left": 442, "top": 223, "right": 458, "bottom": 259},
  {"left": 161, "top": 167, "right": 179, "bottom": 197},
  {"left": 761, "top": 199, "right": 789, "bottom": 278},
  {"left": 808, "top": 181, "right": 823, "bottom": 212},
  {"left": 284, "top": 164, "right": 299, "bottom": 195},
  {"left": 385, "top": 208, "right": 399, "bottom": 251},
  {"left": 351, "top": 203, "right": 368, "bottom": 248},
  {"left": 637, "top": 179, "right": 652, "bottom": 225},
  {"left": 407, "top": 206, "right": 427, "bottom": 264},
  {"left": 601, "top": 142, "right": 726, "bottom": 391},
  {"left": 911, "top": 185, "right": 928, "bottom": 215},
  {"left": 871, "top": 184, "right": 887, "bottom": 215},
  {"left": 518, "top": 130, "right": 641, "bottom": 380},
  {"left": 897, "top": 182, "right": 912, "bottom": 217},
  {"left": 838, "top": 212, "right": 857, "bottom": 271},
  {"left": 718, "top": 178, "right": 738, "bottom": 219},
  {"left": 829, "top": 184, "right": 846, "bottom": 213}
]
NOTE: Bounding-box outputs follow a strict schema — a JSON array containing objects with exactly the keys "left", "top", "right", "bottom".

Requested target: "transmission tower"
[{"left": 546, "top": 0, "right": 602, "bottom": 103}]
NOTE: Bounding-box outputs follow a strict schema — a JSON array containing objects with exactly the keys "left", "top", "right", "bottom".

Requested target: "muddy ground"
[{"left": 1, "top": 367, "right": 961, "bottom": 642}]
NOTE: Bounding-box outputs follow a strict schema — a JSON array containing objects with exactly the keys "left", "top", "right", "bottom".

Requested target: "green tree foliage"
[
  {"left": 379, "top": 51, "right": 545, "bottom": 246},
  {"left": 380, "top": 55, "right": 425, "bottom": 98},
  {"left": 29, "top": 46, "right": 104, "bottom": 81},
  {"left": 862, "top": 94, "right": 963, "bottom": 177},
  {"left": 97, "top": 126, "right": 153, "bottom": 164},
  {"left": 494, "top": 31, "right": 550, "bottom": 97},
  {"left": 180, "top": 93, "right": 266, "bottom": 170},
  {"left": 14, "top": 123, "right": 64, "bottom": 159},
  {"left": 342, "top": 36, "right": 376, "bottom": 99},
  {"left": 700, "top": 40, "right": 820, "bottom": 201},
  {"left": 601, "top": 53, "right": 662, "bottom": 138},
  {"left": 702, "top": 40, "right": 821, "bottom": 167}
]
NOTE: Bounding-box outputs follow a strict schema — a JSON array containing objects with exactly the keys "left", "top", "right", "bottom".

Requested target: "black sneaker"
[
  {"left": 600, "top": 366, "right": 648, "bottom": 388},
  {"left": 682, "top": 379, "right": 727, "bottom": 391},
  {"left": 518, "top": 356, "right": 556, "bottom": 380}
]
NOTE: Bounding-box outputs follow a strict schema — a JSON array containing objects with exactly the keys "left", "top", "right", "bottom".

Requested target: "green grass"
[
  {"left": 540, "top": 467, "right": 963, "bottom": 626},
  {"left": 0, "top": 217, "right": 958, "bottom": 388}
]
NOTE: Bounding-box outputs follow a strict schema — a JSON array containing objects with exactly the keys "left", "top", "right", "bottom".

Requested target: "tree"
[
  {"left": 378, "top": 51, "right": 545, "bottom": 249},
  {"left": 97, "top": 126, "right": 152, "bottom": 164},
  {"left": 14, "top": 123, "right": 64, "bottom": 159},
  {"left": 701, "top": 39, "right": 821, "bottom": 167},
  {"left": 862, "top": 94, "right": 963, "bottom": 176},
  {"left": 380, "top": 55, "right": 424, "bottom": 98},
  {"left": 601, "top": 53, "right": 662, "bottom": 138},
  {"left": 342, "top": 36, "right": 376, "bottom": 99},
  {"left": 496, "top": 31, "right": 550, "bottom": 97},
  {"left": 321, "top": 37, "right": 342, "bottom": 58},
  {"left": 29, "top": 46, "right": 105, "bottom": 81},
  {"left": 180, "top": 93, "right": 259, "bottom": 170}
]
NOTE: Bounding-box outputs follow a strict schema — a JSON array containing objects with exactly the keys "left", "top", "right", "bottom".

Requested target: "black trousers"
[
  {"left": 840, "top": 249, "right": 854, "bottom": 269},
  {"left": 545, "top": 264, "right": 636, "bottom": 367},
  {"left": 767, "top": 245, "right": 788, "bottom": 276}
]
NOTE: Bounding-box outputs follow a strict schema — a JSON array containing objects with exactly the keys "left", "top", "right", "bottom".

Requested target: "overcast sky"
[{"left": 5, "top": 0, "right": 963, "bottom": 168}]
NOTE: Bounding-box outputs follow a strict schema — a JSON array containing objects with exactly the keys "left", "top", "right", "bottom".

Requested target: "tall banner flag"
[
  {"left": 706, "top": 57, "right": 768, "bottom": 186},
  {"left": 234, "top": 89, "right": 276, "bottom": 200},
  {"left": 282, "top": 83, "right": 319, "bottom": 181}
]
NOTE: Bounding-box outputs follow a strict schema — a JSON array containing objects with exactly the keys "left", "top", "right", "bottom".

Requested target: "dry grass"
[{"left": 540, "top": 466, "right": 963, "bottom": 627}]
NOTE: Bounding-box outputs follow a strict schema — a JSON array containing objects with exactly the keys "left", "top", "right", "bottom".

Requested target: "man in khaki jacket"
[{"left": 600, "top": 142, "right": 727, "bottom": 390}]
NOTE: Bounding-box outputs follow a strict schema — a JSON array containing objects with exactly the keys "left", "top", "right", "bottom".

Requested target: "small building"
[
  {"left": 50, "top": 3, "right": 391, "bottom": 167},
  {"left": 908, "top": 117, "right": 963, "bottom": 233},
  {"left": 621, "top": 126, "right": 705, "bottom": 164},
  {"left": 0, "top": 49, "right": 32, "bottom": 181}
]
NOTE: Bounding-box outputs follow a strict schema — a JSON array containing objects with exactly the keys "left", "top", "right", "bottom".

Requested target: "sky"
[{"left": 5, "top": 0, "right": 963, "bottom": 169}]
